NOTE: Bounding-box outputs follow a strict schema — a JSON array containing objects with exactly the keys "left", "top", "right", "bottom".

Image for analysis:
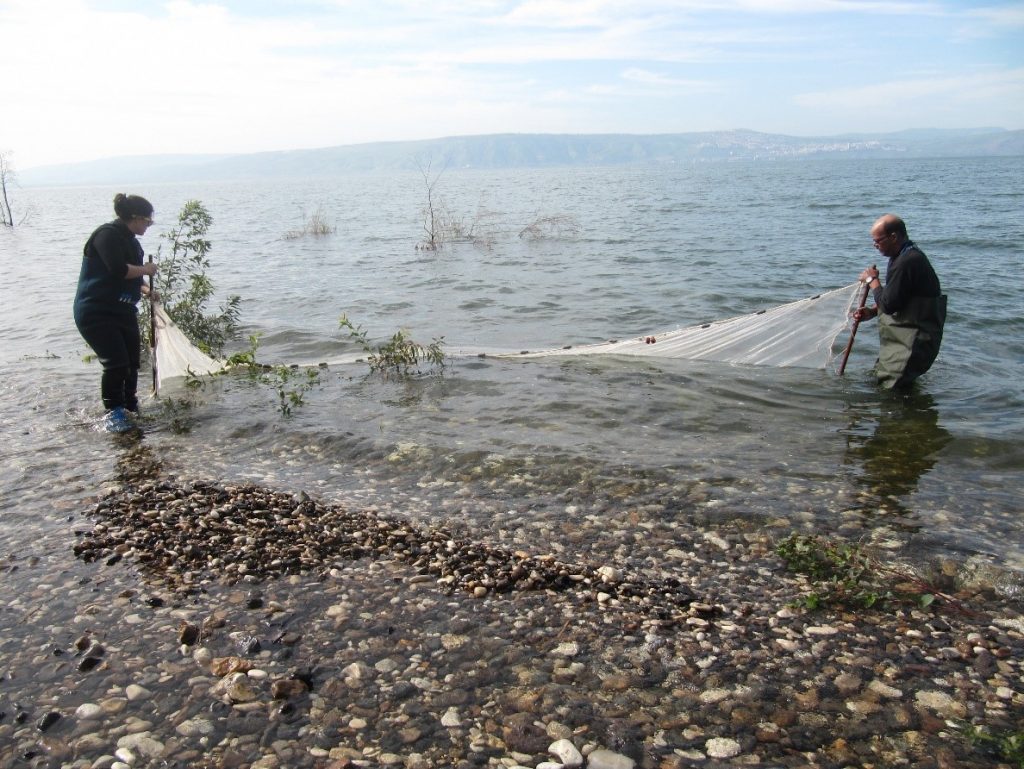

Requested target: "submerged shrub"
[
  {"left": 339, "top": 315, "right": 446, "bottom": 378},
  {"left": 284, "top": 205, "right": 336, "bottom": 239},
  {"left": 143, "top": 200, "right": 240, "bottom": 357}
]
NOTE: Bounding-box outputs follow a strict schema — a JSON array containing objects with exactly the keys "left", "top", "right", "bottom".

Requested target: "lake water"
[{"left": 2, "top": 156, "right": 1023, "bottom": 596}]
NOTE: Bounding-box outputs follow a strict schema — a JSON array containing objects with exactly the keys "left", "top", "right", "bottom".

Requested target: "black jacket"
[{"left": 74, "top": 220, "right": 145, "bottom": 320}]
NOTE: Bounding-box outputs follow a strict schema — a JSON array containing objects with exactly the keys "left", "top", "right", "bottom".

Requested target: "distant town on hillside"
[{"left": 20, "top": 127, "right": 1024, "bottom": 186}]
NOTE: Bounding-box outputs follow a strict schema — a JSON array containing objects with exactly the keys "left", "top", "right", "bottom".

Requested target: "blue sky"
[{"left": 3, "top": 0, "right": 1023, "bottom": 168}]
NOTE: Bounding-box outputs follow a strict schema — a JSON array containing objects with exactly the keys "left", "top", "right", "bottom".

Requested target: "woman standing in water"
[{"left": 74, "top": 193, "right": 158, "bottom": 433}]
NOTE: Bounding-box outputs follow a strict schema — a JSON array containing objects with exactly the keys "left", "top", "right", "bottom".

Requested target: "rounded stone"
[
  {"left": 75, "top": 703, "right": 103, "bottom": 720},
  {"left": 706, "top": 737, "right": 742, "bottom": 759},
  {"left": 125, "top": 684, "right": 151, "bottom": 701},
  {"left": 176, "top": 717, "right": 215, "bottom": 737}
]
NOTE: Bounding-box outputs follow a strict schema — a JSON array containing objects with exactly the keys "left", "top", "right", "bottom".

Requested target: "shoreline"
[{"left": 1, "top": 468, "right": 1022, "bottom": 769}]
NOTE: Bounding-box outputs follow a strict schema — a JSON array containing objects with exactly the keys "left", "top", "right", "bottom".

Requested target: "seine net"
[
  {"left": 151, "top": 284, "right": 863, "bottom": 391},
  {"left": 495, "top": 283, "right": 863, "bottom": 369},
  {"left": 151, "top": 300, "right": 225, "bottom": 393}
]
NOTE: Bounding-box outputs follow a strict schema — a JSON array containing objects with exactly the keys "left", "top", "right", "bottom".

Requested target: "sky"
[{"left": 2, "top": 0, "right": 1023, "bottom": 169}]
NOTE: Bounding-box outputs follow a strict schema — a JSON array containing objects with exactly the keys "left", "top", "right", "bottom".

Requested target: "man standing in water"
[{"left": 854, "top": 214, "right": 946, "bottom": 390}]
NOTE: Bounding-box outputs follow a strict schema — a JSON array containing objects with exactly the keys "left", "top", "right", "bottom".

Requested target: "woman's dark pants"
[{"left": 76, "top": 314, "right": 141, "bottom": 412}]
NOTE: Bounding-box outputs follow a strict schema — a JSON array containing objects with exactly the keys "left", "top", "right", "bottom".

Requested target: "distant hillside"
[{"left": 20, "top": 128, "right": 1024, "bottom": 186}]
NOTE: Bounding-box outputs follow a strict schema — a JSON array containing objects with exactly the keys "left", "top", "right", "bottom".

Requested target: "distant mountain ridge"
[{"left": 21, "top": 128, "right": 1024, "bottom": 186}]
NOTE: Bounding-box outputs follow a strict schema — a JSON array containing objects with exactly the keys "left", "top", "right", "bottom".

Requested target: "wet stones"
[
  {"left": 549, "top": 738, "right": 584, "bottom": 766},
  {"left": 234, "top": 633, "right": 262, "bottom": 656},
  {"left": 175, "top": 716, "right": 215, "bottom": 737},
  {"left": 270, "top": 678, "right": 309, "bottom": 700},
  {"left": 74, "top": 703, "right": 103, "bottom": 721},
  {"left": 76, "top": 656, "right": 102, "bottom": 673},
  {"left": 0, "top": 471, "right": 1008, "bottom": 769},
  {"left": 73, "top": 479, "right": 696, "bottom": 624},
  {"left": 36, "top": 711, "right": 60, "bottom": 732},
  {"left": 177, "top": 621, "right": 200, "bottom": 646},
  {"left": 211, "top": 672, "right": 259, "bottom": 703},
  {"left": 209, "top": 656, "right": 253, "bottom": 677},
  {"left": 586, "top": 749, "right": 636, "bottom": 769}
]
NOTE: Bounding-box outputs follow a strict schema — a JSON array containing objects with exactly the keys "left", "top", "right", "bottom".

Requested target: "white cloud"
[
  {"left": 792, "top": 68, "right": 1024, "bottom": 131},
  {"left": 1, "top": 0, "right": 1021, "bottom": 167},
  {"left": 620, "top": 68, "right": 717, "bottom": 91},
  {"left": 967, "top": 4, "right": 1024, "bottom": 26},
  {"left": 957, "top": 4, "right": 1024, "bottom": 38}
]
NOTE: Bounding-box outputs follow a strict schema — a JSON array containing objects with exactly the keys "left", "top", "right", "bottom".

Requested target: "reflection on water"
[
  {"left": 1, "top": 158, "right": 1021, "bottom": 580},
  {"left": 844, "top": 390, "right": 953, "bottom": 526}
]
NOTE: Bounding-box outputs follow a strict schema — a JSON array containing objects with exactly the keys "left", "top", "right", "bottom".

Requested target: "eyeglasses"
[
  {"left": 872, "top": 232, "right": 894, "bottom": 245},
  {"left": 136, "top": 216, "right": 154, "bottom": 225}
]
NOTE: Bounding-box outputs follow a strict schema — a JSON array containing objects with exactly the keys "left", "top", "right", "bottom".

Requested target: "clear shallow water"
[{"left": 1, "top": 157, "right": 1023, "bottom": 586}]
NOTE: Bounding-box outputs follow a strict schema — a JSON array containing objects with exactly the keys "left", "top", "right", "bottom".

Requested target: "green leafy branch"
[
  {"left": 154, "top": 368, "right": 207, "bottom": 434},
  {"left": 959, "top": 723, "right": 1024, "bottom": 768},
  {"left": 224, "top": 333, "right": 263, "bottom": 369},
  {"left": 262, "top": 364, "right": 322, "bottom": 417},
  {"left": 339, "top": 314, "right": 446, "bottom": 378},
  {"left": 142, "top": 200, "right": 240, "bottom": 358},
  {"left": 775, "top": 533, "right": 957, "bottom": 612},
  {"left": 224, "top": 333, "right": 322, "bottom": 417}
]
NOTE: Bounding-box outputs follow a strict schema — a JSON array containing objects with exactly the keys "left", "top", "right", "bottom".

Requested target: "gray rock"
[
  {"left": 549, "top": 738, "right": 583, "bottom": 767},
  {"left": 586, "top": 749, "right": 635, "bottom": 769},
  {"left": 175, "top": 717, "right": 215, "bottom": 737}
]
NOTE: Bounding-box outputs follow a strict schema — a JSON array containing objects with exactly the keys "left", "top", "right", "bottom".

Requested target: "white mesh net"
[
  {"left": 151, "top": 300, "right": 226, "bottom": 393},
  {"left": 497, "top": 283, "right": 863, "bottom": 369},
  {"left": 151, "top": 284, "right": 863, "bottom": 392}
]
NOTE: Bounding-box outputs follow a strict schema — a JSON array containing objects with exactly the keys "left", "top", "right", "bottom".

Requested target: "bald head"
[
  {"left": 873, "top": 214, "right": 907, "bottom": 239},
  {"left": 871, "top": 214, "right": 909, "bottom": 257}
]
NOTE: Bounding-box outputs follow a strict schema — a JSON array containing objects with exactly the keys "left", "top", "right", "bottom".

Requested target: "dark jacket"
[
  {"left": 872, "top": 242, "right": 946, "bottom": 389},
  {"left": 74, "top": 220, "right": 145, "bottom": 321}
]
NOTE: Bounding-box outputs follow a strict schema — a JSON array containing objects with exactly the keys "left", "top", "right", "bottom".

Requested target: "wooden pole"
[
  {"left": 837, "top": 264, "right": 875, "bottom": 376},
  {"left": 149, "top": 255, "right": 158, "bottom": 396}
]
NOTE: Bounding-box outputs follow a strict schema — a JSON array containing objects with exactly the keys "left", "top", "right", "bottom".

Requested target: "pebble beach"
[
  {"left": 1, "top": 445, "right": 1021, "bottom": 769},
  {"left": 3, "top": 155, "right": 1024, "bottom": 769}
]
